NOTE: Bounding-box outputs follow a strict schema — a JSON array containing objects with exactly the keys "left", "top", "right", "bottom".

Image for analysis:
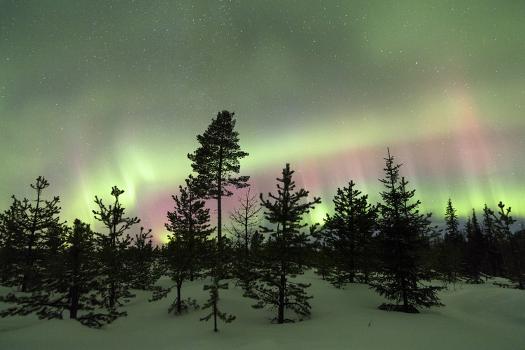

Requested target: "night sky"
[{"left": 1, "top": 1, "right": 524, "bottom": 241}]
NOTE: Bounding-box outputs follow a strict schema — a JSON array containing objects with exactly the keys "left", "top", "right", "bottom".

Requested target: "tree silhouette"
[
  {"left": 0, "top": 177, "right": 61, "bottom": 291},
  {"left": 323, "top": 181, "right": 377, "bottom": 286},
  {"left": 188, "top": 110, "right": 249, "bottom": 269},
  {"left": 229, "top": 188, "right": 262, "bottom": 290},
  {"left": 93, "top": 186, "right": 138, "bottom": 314},
  {"left": 0, "top": 219, "right": 120, "bottom": 328},
  {"left": 465, "top": 210, "right": 485, "bottom": 283},
  {"left": 152, "top": 177, "right": 214, "bottom": 314},
  {"left": 371, "top": 150, "right": 443, "bottom": 313},
  {"left": 440, "top": 199, "right": 465, "bottom": 284},
  {"left": 247, "top": 164, "right": 321, "bottom": 323}
]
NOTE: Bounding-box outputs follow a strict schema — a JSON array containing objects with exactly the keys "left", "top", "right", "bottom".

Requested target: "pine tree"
[
  {"left": 128, "top": 227, "right": 160, "bottom": 290},
  {"left": 92, "top": 186, "right": 137, "bottom": 314},
  {"left": 323, "top": 181, "right": 377, "bottom": 287},
  {"left": 152, "top": 178, "right": 214, "bottom": 314},
  {"left": 0, "top": 220, "right": 119, "bottom": 328},
  {"left": 491, "top": 202, "right": 523, "bottom": 289},
  {"left": 441, "top": 199, "right": 465, "bottom": 283},
  {"left": 371, "top": 150, "right": 443, "bottom": 313},
  {"left": 0, "top": 204, "right": 20, "bottom": 286},
  {"left": 187, "top": 110, "right": 249, "bottom": 269},
  {"left": 200, "top": 271, "right": 235, "bottom": 332},
  {"left": 465, "top": 209, "right": 485, "bottom": 283},
  {"left": 0, "top": 177, "right": 61, "bottom": 291},
  {"left": 482, "top": 204, "right": 504, "bottom": 277},
  {"left": 188, "top": 110, "right": 249, "bottom": 331},
  {"left": 247, "top": 164, "right": 321, "bottom": 323}
]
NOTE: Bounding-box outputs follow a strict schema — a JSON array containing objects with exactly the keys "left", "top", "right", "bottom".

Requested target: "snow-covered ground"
[{"left": 1, "top": 272, "right": 524, "bottom": 350}]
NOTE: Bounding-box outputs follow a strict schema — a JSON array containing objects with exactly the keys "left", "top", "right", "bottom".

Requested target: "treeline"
[{"left": 0, "top": 111, "right": 523, "bottom": 331}]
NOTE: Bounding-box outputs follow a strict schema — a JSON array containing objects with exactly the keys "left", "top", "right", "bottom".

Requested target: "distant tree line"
[{"left": 0, "top": 110, "right": 523, "bottom": 331}]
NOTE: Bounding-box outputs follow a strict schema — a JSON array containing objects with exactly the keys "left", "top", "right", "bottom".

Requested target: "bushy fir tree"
[
  {"left": 440, "top": 199, "right": 465, "bottom": 284},
  {"left": 465, "top": 210, "right": 485, "bottom": 283},
  {"left": 247, "top": 164, "right": 321, "bottom": 323},
  {"left": 323, "top": 181, "right": 377, "bottom": 286},
  {"left": 371, "top": 150, "right": 443, "bottom": 313}
]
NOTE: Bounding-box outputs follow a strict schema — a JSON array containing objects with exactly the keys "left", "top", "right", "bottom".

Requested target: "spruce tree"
[
  {"left": 153, "top": 178, "right": 214, "bottom": 314},
  {"left": 465, "top": 209, "right": 485, "bottom": 283},
  {"left": 92, "top": 186, "right": 137, "bottom": 314},
  {"left": 371, "top": 150, "right": 443, "bottom": 313},
  {"left": 323, "top": 181, "right": 377, "bottom": 287},
  {"left": 441, "top": 199, "right": 465, "bottom": 283},
  {"left": 482, "top": 204, "right": 504, "bottom": 277},
  {"left": 0, "top": 204, "right": 20, "bottom": 286},
  {"left": 247, "top": 163, "right": 321, "bottom": 323}
]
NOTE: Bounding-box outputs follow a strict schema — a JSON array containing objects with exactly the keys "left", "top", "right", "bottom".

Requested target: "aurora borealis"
[{"left": 1, "top": 1, "right": 524, "bottom": 242}]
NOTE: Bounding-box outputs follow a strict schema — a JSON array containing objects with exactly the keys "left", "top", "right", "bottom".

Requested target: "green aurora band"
[{"left": 0, "top": 1, "right": 524, "bottom": 241}]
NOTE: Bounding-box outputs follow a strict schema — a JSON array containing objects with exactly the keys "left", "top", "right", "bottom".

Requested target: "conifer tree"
[
  {"left": 92, "top": 186, "right": 137, "bottom": 314},
  {"left": 0, "top": 204, "right": 20, "bottom": 286},
  {"left": 371, "top": 150, "right": 443, "bottom": 313},
  {"left": 187, "top": 110, "right": 249, "bottom": 269},
  {"left": 128, "top": 227, "right": 160, "bottom": 290},
  {"left": 247, "top": 164, "right": 321, "bottom": 323},
  {"left": 152, "top": 178, "right": 214, "bottom": 314},
  {"left": 0, "top": 219, "right": 119, "bottom": 328},
  {"left": 0, "top": 177, "right": 61, "bottom": 291},
  {"left": 188, "top": 110, "right": 249, "bottom": 331},
  {"left": 440, "top": 199, "right": 465, "bottom": 283},
  {"left": 482, "top": 204, "right": 504, "bottom": 277},
  {"left": 323, "top": 181, "right": 377, "bottom": 286},
  {"left": 200, "top": 267, "right": 236, "bottom": 332},
  {"left": 491, "top": 202, "right": 523, "bottom": 289},
  {"left": 465, "top": 210, "right": 485, "bottom": 283}
]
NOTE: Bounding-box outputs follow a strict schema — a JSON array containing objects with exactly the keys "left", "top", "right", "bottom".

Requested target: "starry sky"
[{"left": 1, "top": 0, "right": 524, "bottom": 241}]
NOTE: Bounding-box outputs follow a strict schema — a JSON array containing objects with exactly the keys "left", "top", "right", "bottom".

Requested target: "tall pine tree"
[{"left": 188, "top": 110, "right": 249, "bottom": 331}]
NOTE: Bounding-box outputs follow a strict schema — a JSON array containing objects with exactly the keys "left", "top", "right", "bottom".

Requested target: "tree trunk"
[
  {"left": 278, "top": 273, "right": 285, "bottom": 324},
  {"left": 213, "top": 298, "right": 218, "bottom": 332},
  {"left": 70, "top": 285, "right": 79, "bottom": 319},
  {"left": 176, "top": 282, "right": 182, "bottom": 314}
]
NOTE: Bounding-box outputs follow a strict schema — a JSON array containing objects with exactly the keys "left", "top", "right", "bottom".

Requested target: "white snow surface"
[{"left": 1, "top": 272, "right": 524, "bottom": 350}]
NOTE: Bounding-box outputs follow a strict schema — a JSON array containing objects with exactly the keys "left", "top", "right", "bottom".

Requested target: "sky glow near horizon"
[{"left": 1, "top": 1, "right": 524, "bottom": 242}]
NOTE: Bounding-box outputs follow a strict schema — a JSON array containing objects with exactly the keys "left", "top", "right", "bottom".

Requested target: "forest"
[{"left": 0, "top": 110, "right": 523, "bottom": 332}]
